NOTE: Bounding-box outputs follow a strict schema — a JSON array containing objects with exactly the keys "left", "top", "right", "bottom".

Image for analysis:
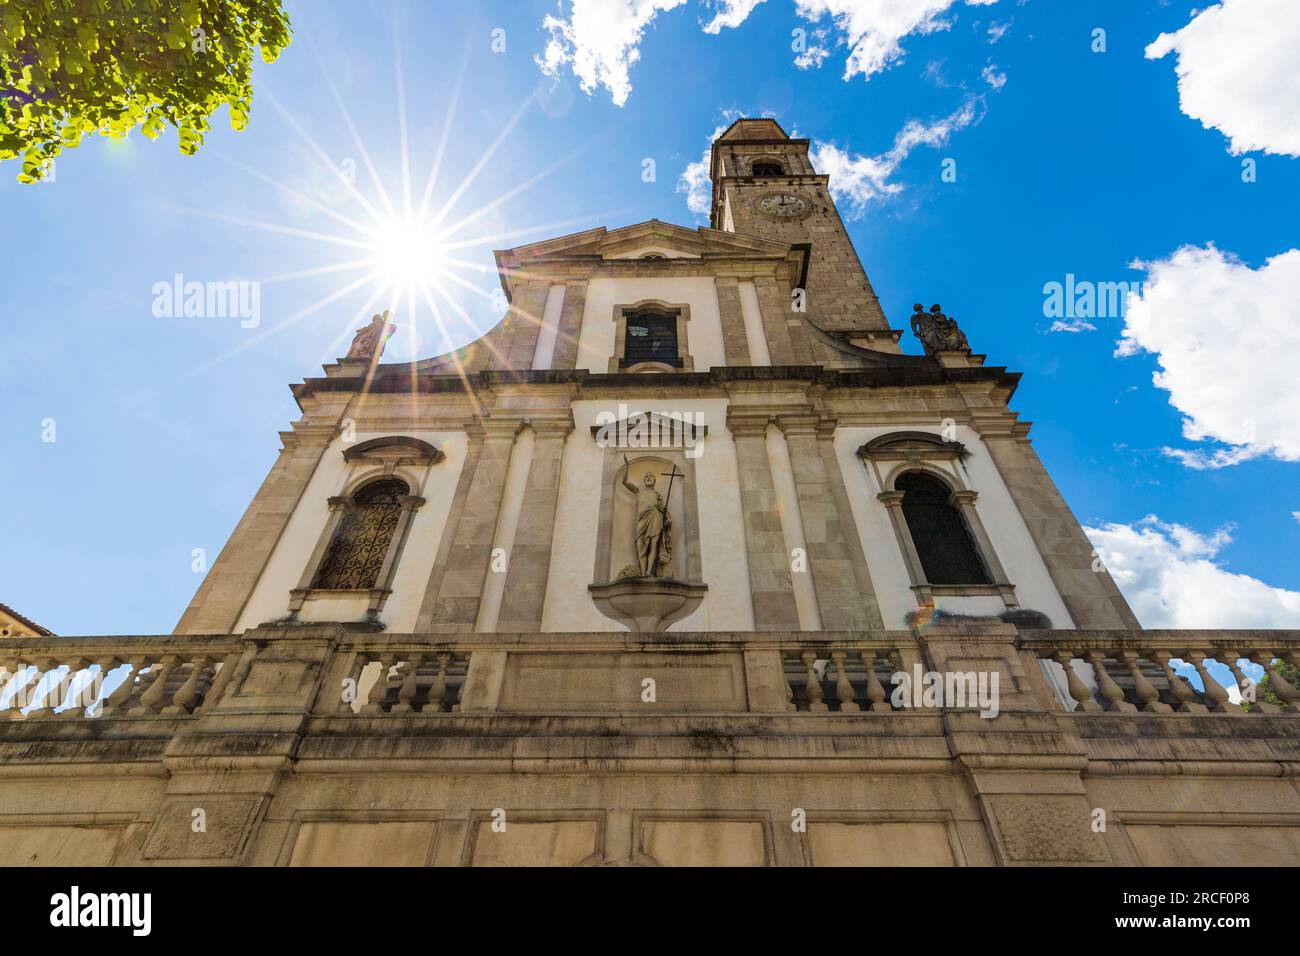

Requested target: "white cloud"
[
  {"left": 1048, "top": 317, "right": 1096, "bottom": 334},
  {"left": 536, "top": 0, "right": 687, "bottom": 108},
  {"left": 702, "top": 0, "right": 767, "bottom": 33},
  {"left": 795, "top": 27, "right": 832, "bottom": 69},
  {"left": 1117, "top": 245, "right": 1300, "bottom": 468},
  {"left": 1086, "top": 516, "right": 1300, "bottom": 629},
  {"left": 677, "top": 111, "right": 747, "bottom": 218},
  {"left": 539, "top": 0, "right": 1001, "bottom": 104},
  {"left": 809, "top": 95, "right": 980, "bottom": 217},
  {"left": 1293, "top": 511, "right": 1300, "bottom": 525},
  {"left": 981, "top": 62, "right": 1005, "bottom": 90},
  {"left": 792, "top": 0, "right": 999, "bottom": 81},
  {"left": 986, "top": 19, "right": 1010, "bottom": 43},
  {"left": 1145, "top": 0, "right": 1300, "bottom": 157}
]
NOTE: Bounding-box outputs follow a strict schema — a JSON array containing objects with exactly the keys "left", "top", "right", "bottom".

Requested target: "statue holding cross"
[{"left": 620, "top": 456, "right": 683, "bottom": 578}]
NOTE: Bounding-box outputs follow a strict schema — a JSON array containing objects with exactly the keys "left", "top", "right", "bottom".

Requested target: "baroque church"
[{"left": 2, "top": 119, "right": 1297, "bottom": 867}]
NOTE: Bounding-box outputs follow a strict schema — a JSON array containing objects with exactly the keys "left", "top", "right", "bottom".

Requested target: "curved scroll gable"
[{"left": 343, "top": 435, "right": 445, "bottom": 467}]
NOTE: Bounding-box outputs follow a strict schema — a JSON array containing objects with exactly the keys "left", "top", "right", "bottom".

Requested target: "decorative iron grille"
[{"left": 311, "top": 478, "right": 408, "bottom": 590}]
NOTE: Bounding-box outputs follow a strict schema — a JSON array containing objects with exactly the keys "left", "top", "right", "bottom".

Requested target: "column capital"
[
  {"left": 726, "top": 412, "right": 775, "bottom": 439},
  {"left": 480, "top": 419, "right": 527, "bottom": 441},
  {"left": 774, "top": 414, "right": 820, "bottom": 438},
  {"left": 524, "top": 414, "right": 576, "bottom": 439}
]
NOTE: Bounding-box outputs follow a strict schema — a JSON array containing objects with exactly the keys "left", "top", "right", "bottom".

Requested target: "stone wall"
[{"left": 1, "top": 625, "right": 1295, "bottom": 866}]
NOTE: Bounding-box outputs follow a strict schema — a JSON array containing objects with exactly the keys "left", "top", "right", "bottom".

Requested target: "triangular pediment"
[
  {"left": 588, "top": 410, "right": 709, "bottom": 449},
  {"left": 497, "top": 219, "right": 791, "bottom": 265}
]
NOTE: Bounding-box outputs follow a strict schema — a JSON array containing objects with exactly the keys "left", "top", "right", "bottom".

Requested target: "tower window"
[
  {"left": 751, "top": 161, "right": 785, "bottom": 176},
  {"left": 312, "top": 478, "right": 409, "bottom": 589},
  {"left": 897, "top": 472, "right": 991, "bottom": 585},
  {"left": 621, "top": 310, "right": 681, "bottom": 368}
]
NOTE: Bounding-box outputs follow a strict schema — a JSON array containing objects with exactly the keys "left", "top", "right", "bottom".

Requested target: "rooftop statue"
[
  {"left": 346, "top": 310, "right": 396, "bottom": 360},
  {"left": 910, "top": 302, "right": 970, "bottom": 355}
]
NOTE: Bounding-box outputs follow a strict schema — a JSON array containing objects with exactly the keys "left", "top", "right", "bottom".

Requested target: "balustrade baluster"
[
  {"left": 1085, "top": 651, "right": 1134, "bottom": 712},
  {"left": 801, "top": 650, "right": 826, "bottom": 713},
  {"left": 1252, "top": 651, "right": 1300, "bottom": 712},
  {"left": 783, "top": 656, "right": 796, "bottom": 712},
  {"left": 164, "top": 657, "right": 211, "bottom": 715},
  {"left": 1119, "top": 651, "right": 1171, "bottom": 713},
  {"left": 2, "top": 658, "right": 34, "bottom": 719},
  {"left": 1185, "top": 651, "right": 1238, "bottom": 714},
  {"left": 100, "top": 656, "right": 150, "bottom": 716},
  {"left": 861, "top": 649, "right": 891, "bottom": 712},
  {"left": 392, "top": 654, "right": 425, "bottom": 714},
  {"left": 0, "top": 661, "right": 15, "bottom": 716},
  {"left": 30, "top": 657, "right": 83, "bottom": 718},
  {"left": 333, "top": 652, "right": 366, "bottom": 714},
  {"left": 426, "top": 653, "right": 452, "bottom": 712},
  {"left": 53, "top": 658, "right": 95, "bottom": 717},
  {"left": 1152, "top": 651, "right": 1203, "bottom": 713},
  {"left": 1219, "top": 652, "right": 1256, "bottom": 710},
  {"left": 135, "top": 655, "right": 180, "bottom": 714},
  {"left": 362, "top": 656, "right": 397, "bottom": 714},
  {"left": 830, "top": 650, "right": 858, "bottom": 713},
  {"left": 1052, "top": 651, "right": 1100, "bottom": 712}
]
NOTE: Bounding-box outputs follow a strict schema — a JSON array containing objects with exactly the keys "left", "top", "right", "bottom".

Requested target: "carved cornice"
[{"left": 291, "top": 363, "right": 1022, "bottom": 410}]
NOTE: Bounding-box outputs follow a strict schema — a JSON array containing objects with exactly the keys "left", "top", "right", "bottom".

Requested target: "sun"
[{"left": 369, "top": 215, "right": 450, "bottom": 288}]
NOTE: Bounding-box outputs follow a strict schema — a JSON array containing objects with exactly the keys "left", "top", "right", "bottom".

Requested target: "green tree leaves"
[{"left": 0, "top": 0, "right": 292, "bottom": 182}]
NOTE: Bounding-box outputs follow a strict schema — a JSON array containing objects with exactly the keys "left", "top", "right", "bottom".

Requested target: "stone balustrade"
[
  {"left": 781, "top": 640, "right": 918, "bottom": 713},
  {"left": 0, "top": 625, "right": 1296, "bottom": 866},
  {"left": 1, "top": 628, "right": 1297, "bottom": 721},
  {"left": 323, "top": 639, "right": 470, "bottom": 715},
  {"left": 1017, "top": 630, "right": 1300, "bottom": 715},
  {"left": 0, "top": 636, "right": 242, "bottom": 719}
]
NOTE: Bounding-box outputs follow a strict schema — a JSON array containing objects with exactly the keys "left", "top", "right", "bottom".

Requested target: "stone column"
[
  {"left": 753, "top": 274, "right": 812, "bottom": 365},
  {"left": 496, "top": 279, "right": 551, "bottom": 372},
  {"left": 714, "top": 277, "right": 752, "bottom": 366},
  {"left": 979, "top": 423, "right": 1139, "bottom": 628},
  {"left": 766, "top": 422, "right": 822, "bottom": 631},
  {"left": 549, "top": 280, "right": 588, "bottom": 370},
  {"left": 728, "top": 412, "right": 800, "bottom": 631},
  {"left": 423, "top": 421, "right": 520, "bottom": 631},
  {"left": 751, "top": 275, "right": 798, "bottom": 365},
  {"left": 807, "top": 420, "right": 884, "bottom": 629},
  {"left": 175, "top": 401, "right": 350, "bottom": 634},
  {"left": 415, "top": 424, "right": 483, "bottom": 631},
  {"left": 495, "top": 417, "right": 572, "bottom": 632}
]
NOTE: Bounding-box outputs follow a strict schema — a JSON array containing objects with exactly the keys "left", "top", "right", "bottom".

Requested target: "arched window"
[
  {"left": 896, "top": 472, "right": 990, "bottom": 585},
  {"left": 751, "top": 161, "right": 784, "bottom": 176},
  {"left": 621, "top": 308, "right": 682, "bottom": 368},
  {"left": 311, "top": 478, "right": 409, "bottom": 589}
]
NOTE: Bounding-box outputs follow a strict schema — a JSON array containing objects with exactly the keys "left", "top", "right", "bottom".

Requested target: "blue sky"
[{"left": 2, "top": 0, "right": 1298, "bottom": 635}]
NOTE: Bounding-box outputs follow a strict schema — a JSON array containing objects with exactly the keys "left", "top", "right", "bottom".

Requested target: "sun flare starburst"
[
  {"left": 369, "top": 216, "right": 451, "bottom": 289},
  {"left": 171, "top": 27, "right": 632, "bottom": 393}
]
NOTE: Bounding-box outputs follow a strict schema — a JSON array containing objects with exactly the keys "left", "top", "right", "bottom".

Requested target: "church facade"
[{"left": 1, "top": 120, "right": 1296, "bottom": 866}]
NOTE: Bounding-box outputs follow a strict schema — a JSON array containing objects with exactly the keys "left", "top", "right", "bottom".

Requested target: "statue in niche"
[
  {"left": 618, "top": 457, "right": 678, "bottom": 579},
  {"left": 346, "top": 310, "right": 396, "bottom": 360},
  {"left": 910, "top": 302, "right": 970, "bottom": 355}
]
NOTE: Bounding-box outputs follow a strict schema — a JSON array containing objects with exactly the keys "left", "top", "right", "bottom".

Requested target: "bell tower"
[{"left": 709, "top": 118, "right": 898, "bottom": 350}]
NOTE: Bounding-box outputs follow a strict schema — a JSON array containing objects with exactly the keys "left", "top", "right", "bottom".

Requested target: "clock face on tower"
[{"left": 755, "top": 192, "right": 809, "bottom": 219}]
